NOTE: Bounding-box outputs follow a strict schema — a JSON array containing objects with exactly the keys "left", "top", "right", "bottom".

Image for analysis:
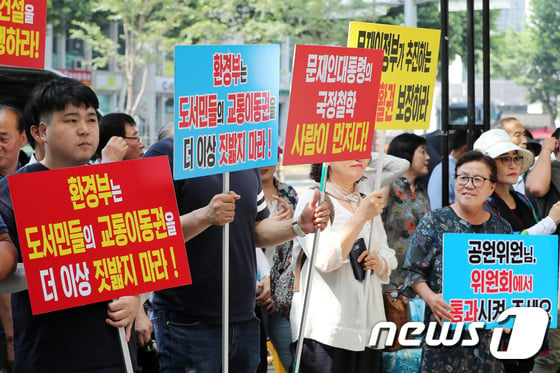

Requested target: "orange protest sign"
[
  {"left": 8, "top": 156, "right": 191, "bottom": 314},
  {"left": 282, "top": 45, "right": 383, "bottom": 166}
]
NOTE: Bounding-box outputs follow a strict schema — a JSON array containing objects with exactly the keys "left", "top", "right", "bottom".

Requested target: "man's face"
[
  {"left": 40, "top": 103, "right": 99, "bottom": 168},
  {"left": 0, "top": 109, "right": 26, "bottom": 176},
  {"left": 123, "top": 123, "right": 145, "bottom": 160},
  {"left": 503, "top": 120, "right": 527, "bottom": 149}
]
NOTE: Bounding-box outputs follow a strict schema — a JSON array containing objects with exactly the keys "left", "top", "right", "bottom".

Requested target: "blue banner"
[
  {"left": 443, "top": 233, "right": 558, "bottom": 328},
  {"left": 173, "top": 45, "right": 279, "bottom": 179}
]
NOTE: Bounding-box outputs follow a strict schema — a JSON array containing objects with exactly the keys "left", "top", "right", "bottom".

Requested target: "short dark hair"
[
  {"left": 387, "top": 132, "right": 426, "bottom": 163},
  {"left": 0, "top": 105, "right": 24, "bottom": 133},
  {"left": 455, "top": 150, "right": 497, "bottom": 183},
  {"left": 450, "top": 129, "right": 468, "bottom": 151},
  {"left": 97, "top": 113, "right": 136, "bottom": 156},
  {"left": 552, "top": 128, "right": 560, "bottom": 141},
  {"left": 310, "top": 163, "right": 325, "bottom": 183},
  {"left": 27, "top": 77, "right": 99, "bottom": 125},
  {"left": 23, "top": 102, "right": 37, "bottom": 149}
]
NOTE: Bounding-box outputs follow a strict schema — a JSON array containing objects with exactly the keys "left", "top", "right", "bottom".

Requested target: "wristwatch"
[{"left": 292, "top": 218, "right": 306, "bottom": 237}]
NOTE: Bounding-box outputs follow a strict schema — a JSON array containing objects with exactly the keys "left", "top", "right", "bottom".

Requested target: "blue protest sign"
[
  {"left": 174, "top": 45, "right": 279, "bottom": 179},
  {"left": 443, "top": 233, "right": 558, "bottom": 328}
]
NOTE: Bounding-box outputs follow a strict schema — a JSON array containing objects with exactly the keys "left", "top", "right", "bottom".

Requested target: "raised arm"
[{"left": 526, "top": 137, "right": 557, "bottom": 197}]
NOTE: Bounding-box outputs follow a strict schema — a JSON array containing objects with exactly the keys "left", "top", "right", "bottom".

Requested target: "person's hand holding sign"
[
  {"left": 180, "top": 191, "right": 240, "bottom": 242},
  {"left": 106, "top": 295, "right": 141, "bottom": 341},
  {"left": 298, "top": 188, "right": 332, "bottom": 233},
  {"left": 206, "top": 191, "right": 240, "bottom": 226},
  {"left": 355, "top": 190, "right": 384, "bottom": 222}
]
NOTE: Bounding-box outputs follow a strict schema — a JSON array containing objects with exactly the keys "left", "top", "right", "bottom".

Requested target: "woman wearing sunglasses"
[
  {"left": 474, "top": 129, "right": 560, "bottom": 237},
  {"left": 474, "top": 129, "right": 560, "bottom": 373}
]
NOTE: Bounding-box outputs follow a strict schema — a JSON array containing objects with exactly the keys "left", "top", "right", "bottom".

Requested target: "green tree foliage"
[
  {"left": 61, "top": 0, "right": 379, "bottom": 115},
  {"left": 521, "top": 0, "right": 560, "bottom": 125},
  {"left": 172, "top": 0, "right": 377, "bottom": 47},
  {"left": 47, "top": 0, "right": 93, "bottom": 36},
  {"left": 380, "top": 2, "right": 500, "bottom": 76},
  {"left": 69, "top": 0, "right": 185, "bottom": 114},
  {"left": 490, "top": 28, "right": 531, "bottom": 80}
]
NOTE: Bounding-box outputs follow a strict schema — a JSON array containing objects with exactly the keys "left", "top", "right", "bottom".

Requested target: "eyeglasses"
[
  {"left": 496, "top": 156, "right": 523, "bottom": 166},
  {"left": 123, "top": 136, "right": 141, "bottom": 143},
  {"left": 455, "top": 174, "right": 492, "bottom": 188}
]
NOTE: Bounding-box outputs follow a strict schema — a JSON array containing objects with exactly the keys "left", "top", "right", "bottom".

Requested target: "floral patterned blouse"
[
  {"left": 382, "top": 176, "right": 430, "bottom": 287},
  {"left": 268, "top": 177, "right": 298, "bottom": 317},
  {"left": 402, "top": 206, "right": 512, "bottom": 373}
]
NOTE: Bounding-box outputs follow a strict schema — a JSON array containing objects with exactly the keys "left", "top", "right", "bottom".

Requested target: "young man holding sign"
[
  {"left": 145, "top": 136, "right": 330, "bottom": 373},
  {"left": 0, "top": 78, "right": 140, "bottom": 372}
]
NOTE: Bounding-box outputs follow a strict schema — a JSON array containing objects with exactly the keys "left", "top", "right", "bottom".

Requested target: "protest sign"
[
  {"left": 8, "top": 156, "right": 190, "bottom": 314},
  {"left": 174, "top": 44, "right": 279, "bottom": 180},
  {"left": 0, "top": 0, "right": 46, "bottom": 69},
  {"left": 443, "top": 233, "right": 558, "bottom": 328},
  {"left": 348, "top": 22, "right": 440, "bottom": 130},
  {"left": 282, "top": 44, "right": 384, "bottom": 165}
]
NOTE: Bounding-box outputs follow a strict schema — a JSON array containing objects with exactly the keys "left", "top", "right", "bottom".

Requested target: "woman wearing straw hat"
[{"left": 473, "top": 129, "right": 560, "bottom": 373}]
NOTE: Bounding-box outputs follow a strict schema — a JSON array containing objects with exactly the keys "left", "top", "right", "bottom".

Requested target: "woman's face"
[
  {"left": 328, "top": 159, "right": 369, "bottom": 187},
  {"left": 409, "top": 145, "right": 430, "bottom": 178},
  {"left": 259, "top": 165, "right": 276, "bottom": 183},
  {"left": 495, "top": 150, "right": 523, "bottom": 186},
  {"left": 454, "top": 160, "right": 495, "bottom": 209}
]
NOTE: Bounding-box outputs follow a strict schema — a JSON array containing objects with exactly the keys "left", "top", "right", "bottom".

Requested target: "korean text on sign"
[
  {"left": 0, "top": 0, "right": 46, "bottom": 68},
  {"left": 9, "top": 157, "right": 191, "bottom": 315},
  {"left": 174, "top": 45, "right": 279, "bottom": 179},
  {"left": 442, "top": 233, "right": 558, "bottom": 328},
  {"left": 283, "top": 44, "right": 383, "bottom": 166},
  {"left": 347, "top": 22, "right": 440, "bottom": 130}
]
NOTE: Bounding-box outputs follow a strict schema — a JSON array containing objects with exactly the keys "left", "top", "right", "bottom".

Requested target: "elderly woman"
[
  {"left": 290, "top": 159, "right": 397, "bottom": 373},
  {"left": 382, "top": 133, "right": 431, "bottom": 287},
  {"left": 402, "top": 150, "right": 512, "bottom": 373},
  {"left": 474, "top": 129, "right": 560, "bottom": 373}
]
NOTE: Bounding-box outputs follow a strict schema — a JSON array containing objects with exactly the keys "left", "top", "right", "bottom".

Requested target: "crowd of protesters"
[{"left": 0, "top": 77, "right": 558, "bottom": 373}]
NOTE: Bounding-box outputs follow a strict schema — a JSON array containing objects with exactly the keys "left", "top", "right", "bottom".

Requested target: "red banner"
[
  {"left": 8, "top": 156, "right": 191, "bottom": 314},
  {"left": 55, "top": 69, "right": 93, "bottom": 86},
  {"left": 0, "top": 0, "right": 46, "bottom": 69},
  {"left": 282, "top": 45, "right": 384, "bottom": 165}
]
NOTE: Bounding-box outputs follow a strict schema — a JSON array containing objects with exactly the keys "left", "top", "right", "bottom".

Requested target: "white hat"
[{"left": 473, "top": 129, "right": 534, "bottom": 174}]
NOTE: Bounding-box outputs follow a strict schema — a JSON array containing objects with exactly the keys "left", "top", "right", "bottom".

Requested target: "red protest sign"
[
  {"left": 8, "top": 156, "right": 190, "bottom": 315},
  {"left": 0, "top": 0, "right": 46, "bottom": 69},
  {"left": 283, "top": 45, "right": 384, "bottom": 166}
]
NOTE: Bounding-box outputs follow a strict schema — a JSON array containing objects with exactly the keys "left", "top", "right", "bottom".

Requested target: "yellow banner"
[{"left": 348, "top": 22, "right": 440, "bottom": 130}]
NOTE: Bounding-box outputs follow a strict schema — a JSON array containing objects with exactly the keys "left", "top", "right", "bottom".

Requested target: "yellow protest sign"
[{"left": 348, "top": 22, "right": 440, "bottom": 130}]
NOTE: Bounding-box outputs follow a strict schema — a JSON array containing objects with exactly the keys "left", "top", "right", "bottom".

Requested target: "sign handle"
[
  {"left": 293, "top": 163, "right": 328, "bottom": 372},
  {"left": 363, "top": 130, "right": 386, "bottom": 343},
  {"left": 222, "top": 171, "right": 230, "bottom": 372},
  {"left": 119, "top": 327, "right": 133, "bottom": 373}
]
